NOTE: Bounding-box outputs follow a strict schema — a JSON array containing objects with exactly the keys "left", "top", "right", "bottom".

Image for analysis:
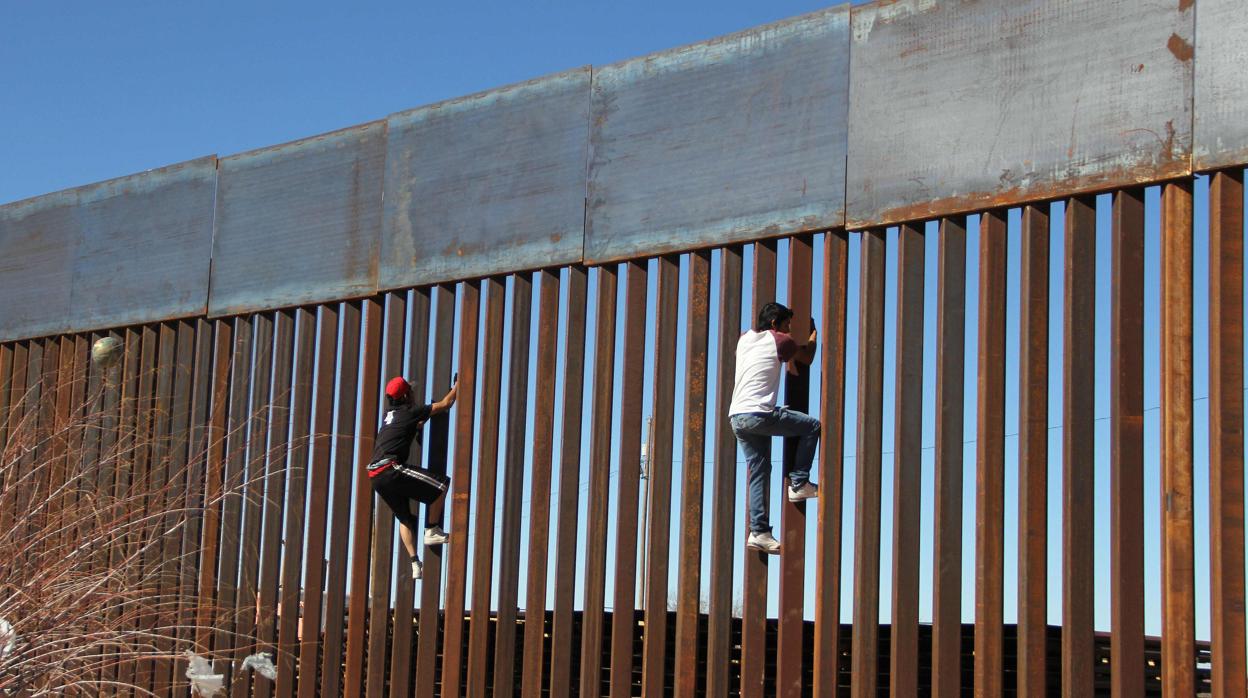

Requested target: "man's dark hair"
[
  {"left": 756, "top": 301, "right": 793, "bottom": 332},
  {"left": 387, "top": 395, "right": 409, "bottom": 408}
]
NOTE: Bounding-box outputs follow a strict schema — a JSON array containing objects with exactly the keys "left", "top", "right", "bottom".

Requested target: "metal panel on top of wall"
[
  {"left": 380, "top": 68, "right": 589, "bottom": 289},
  {"left": 208, "top": 122, "right": 386, "bottom": 317},
  {"left": 1193, "top": 0, "right": 1248, "bottom": 171},
  {"left": 0, "top": 157, "right": 216, "bottom": 342},
  {"left": 0, "top": 194, "right": 75, "bottom": 341},
  {"left": 846, "top": 0, "right": 1194, "bottom": 228},
  {"left": 585, "top": 6, "right": 849, "bottom": 264}
]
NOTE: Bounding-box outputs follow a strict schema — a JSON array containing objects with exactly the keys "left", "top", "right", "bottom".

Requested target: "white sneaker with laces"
[
  {"left": 747, "top": 531, "right": 782, "bottom": 555},
  {"left": 424, "top": 526, "right": 449, "bottom": 546},
  {"left": 411, "top": 558, "right": 423, "bottom": 580},
  {"left": 788, "top": 480, "right": 819, "bottom": 502}
]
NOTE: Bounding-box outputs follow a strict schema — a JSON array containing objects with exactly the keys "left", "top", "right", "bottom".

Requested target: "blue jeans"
[{"left": 730, "top": 407, "right": 820, "bottom": 533}]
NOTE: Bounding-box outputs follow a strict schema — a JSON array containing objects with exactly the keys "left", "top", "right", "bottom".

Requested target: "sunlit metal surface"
[
  {"left": 380, "top": 69, "right": 589, "bottom": 289},
  {"left": 846, "top": 0, "right": 1193, "bottom": 228},
  {"left": 0, "top": 157, "right": 216, "bottom": 341},
  {"left": 1193, "top": 0, "right": 1247, "bottom": 170},
  {"left": 585, "top": 6, "right": 849, "bottom": 264},
  {"left": 209, "top": 122, "right": 386, "bottom": 317}
]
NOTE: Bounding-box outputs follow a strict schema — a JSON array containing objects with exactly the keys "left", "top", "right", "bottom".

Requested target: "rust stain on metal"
[
  {"left": 974, "top": 211, "right": 1007, "bottom": 695},
  {"left": 1018, "top": 205, "right": 1049, "bottom": 698},
  {"left": 779, "top": 236, "right": 813, "bottom": 698},
  {"left": 1110, "top": 188, "right": 1146, "bottom": 697},
  {"left": 899, "top": 42, "right": 927, "bottom": 58},
  {"left": 549, "top": 266, "right": 588, "bottom": 698},
  {"left": 850, "top": 0, "right": 1193, "bottom": 231},
  {"left": 415, "top": 286, "right": 451, "bottom": 698},
  {"left": 641, "top": 256, "right": 679, "bottom": 696},
  {"left": 742, "top": 239, "right": 775, "bottom": 698},
  {"left": 466, "top": 278, "right": 506, "bottom": 697},
  {"left": 580, "top": 265, "right": 618, "bottom": 698},
  {"left": 1209, "top": 171, "right": 1246, "bottom": 697},
  {"left": 861, "top": 159, "right": 1188, "bottom": 229},
  {"left": 891, "top": 224, "right": 924, "bottom": 696},
  {"left": 494, "top": 273, "right": 533, "bottom": 695},
  {"left": 1160, "top": 181, "right": 1197, "bottom": 695},
  {"left": 520, "top": 270, "right": 560, "bottom": 698},
  {"left": 674, "top": 250, "right": 710, "bottom": 698},
  {"left": 1167, "top": 32, "right": 1194, "bottom": 61},
  {"left": 1178, "top": 0, "right": 1194, "bottom": 12},
  {"left": 1063, "top": 196, "right": 1097, "bottom": 694},
  {"left": 608, "top": 261, "right": 647, "bottom": 697},
  {"left": 707, "top": 247, "right": 743, "bottom": 697},
  {"left": 441, "top": 282, "right": 480, "bottom": 698},
  {"left": 932, "top": 217, "right": 967, "bottom": 697}
]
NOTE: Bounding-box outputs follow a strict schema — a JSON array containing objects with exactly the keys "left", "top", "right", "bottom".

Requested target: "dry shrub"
[{"left": 0, "top": 362, "right": 289, "bottom": 696}]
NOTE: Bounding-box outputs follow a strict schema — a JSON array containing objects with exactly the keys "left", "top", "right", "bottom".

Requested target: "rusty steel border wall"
[
  {"left": 1, "top": 0, "right": 1245, "bottom": 696},
  {"left": 3, "top": 0, "right": 1242, "bottom": 341}
]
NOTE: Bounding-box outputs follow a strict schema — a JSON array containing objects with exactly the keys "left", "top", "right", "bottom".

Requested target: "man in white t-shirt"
[{"left": 729, "top": 301, "right": 820, "bottom": 554}]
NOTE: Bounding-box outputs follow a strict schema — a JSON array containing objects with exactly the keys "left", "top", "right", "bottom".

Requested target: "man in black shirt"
[{"left": 368, "top": 375, "right": 459, "bottom": 580}]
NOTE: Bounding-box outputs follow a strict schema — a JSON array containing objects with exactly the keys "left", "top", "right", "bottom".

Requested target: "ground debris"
[{"left": 184, "top": 651, "right": 224, "bottom": 697}]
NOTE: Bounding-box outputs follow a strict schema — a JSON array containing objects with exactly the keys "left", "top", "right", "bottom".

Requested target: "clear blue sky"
[
  {"left": 3, "top": 0, "right": 1233, "bottom": 649},
  {"left": 1, "top": 0, "right": 841, "bottom": 204}
]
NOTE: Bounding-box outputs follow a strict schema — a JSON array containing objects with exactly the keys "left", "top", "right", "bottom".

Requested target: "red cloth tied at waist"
[{"left": 367, "top": 458, "right": 396, "bottom": 478}]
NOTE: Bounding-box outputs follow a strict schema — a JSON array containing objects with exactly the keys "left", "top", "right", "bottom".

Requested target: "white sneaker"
[
  {"left": 411, "top": 558, "right": 423, "bottom": 580},
  {"left": 424, "top": 526, "right": 449, "bottom": 546},
  {"left": 788, "top": 481, "right": 819, "bottom": 502},
  {"left": 747, "top": 531, "right": 782, "bottom": 555}
]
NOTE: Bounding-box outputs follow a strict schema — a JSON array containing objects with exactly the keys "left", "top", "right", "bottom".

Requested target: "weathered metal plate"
[
  {"left": 380, "top": 69, "right": 589, "bottom": 288},
  {"left": 70, "top": 159, "right": 217, "bottom": 332},
  {"left": 0, "top": 195, "right": 75, "bottom": 341},
  {"left": 585, "top": 7, "right": 849, "bottom": 264},
  {"left": 846, "top": 0, "right": 1193, "bottom": 228},
  {"left": 209, "top": 122, "right": 385, "bottom": 316},
  {"left": 1193, "top": 0, "right": 1248, "bottom": 171},
  {"left": 0, "top": 157, "right": 217, "bottom": 341}
]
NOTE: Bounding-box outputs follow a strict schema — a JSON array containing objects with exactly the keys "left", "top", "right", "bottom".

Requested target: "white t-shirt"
[{"left": 729, "top": 329, "right": 799, "bottom": 415}]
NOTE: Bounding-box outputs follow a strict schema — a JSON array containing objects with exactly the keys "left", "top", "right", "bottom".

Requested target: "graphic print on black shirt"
[{"left": 369, "top": 402, "right": 432, "bottom": 465}]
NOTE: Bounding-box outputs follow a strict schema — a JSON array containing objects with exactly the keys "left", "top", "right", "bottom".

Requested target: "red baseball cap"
[{"left": 385, "top": 377, "right": 411, "bottom": 400}]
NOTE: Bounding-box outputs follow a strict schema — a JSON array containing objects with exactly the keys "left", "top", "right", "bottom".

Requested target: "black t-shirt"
[{"left": 369, "top": 401, "right": 432, "bottom": 465}]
